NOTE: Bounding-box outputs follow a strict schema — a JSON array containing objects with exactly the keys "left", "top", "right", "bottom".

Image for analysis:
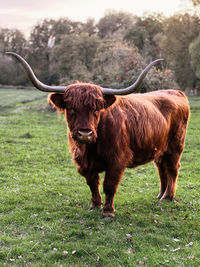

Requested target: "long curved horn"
[
  {"left": 101, "top": 58, "right": 164, "bottom": 95},
  {"left": 6, "top": 52, "right": 66, "bottom": 93}
]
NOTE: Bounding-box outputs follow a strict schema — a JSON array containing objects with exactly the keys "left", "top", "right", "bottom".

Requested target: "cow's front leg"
[
  {"left": 85, "top": 174, "right": 102, "bottom": 210},
  {"left": 102, "top": 168, "right": 124, "bottom": 217}
]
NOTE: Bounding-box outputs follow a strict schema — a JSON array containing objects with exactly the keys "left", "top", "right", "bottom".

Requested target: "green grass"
[{"left": 0, "top": 88, "right": 199, "bottom": 267}]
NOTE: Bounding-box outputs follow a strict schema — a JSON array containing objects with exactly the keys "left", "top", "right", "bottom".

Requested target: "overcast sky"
[{"left": 0, "top": 0, "right": 193, "bottom": 35}]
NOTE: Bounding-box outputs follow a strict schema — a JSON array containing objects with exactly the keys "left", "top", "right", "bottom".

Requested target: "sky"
[{"left": 0, "top": 0, "right": 194, "bottom": 35}]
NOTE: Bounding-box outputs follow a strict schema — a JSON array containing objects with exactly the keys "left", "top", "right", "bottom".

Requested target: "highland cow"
[{"left": 7, "top": 52, "right": 190, "bottom": 217}]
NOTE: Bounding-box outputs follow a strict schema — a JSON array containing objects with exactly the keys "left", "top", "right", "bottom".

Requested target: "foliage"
[
  {"left": 0, "top": 55, "right": 27, "bottom": 85},
  {"left": 145, "top": 68, "right": 179, "bottom": 92},
  {"left": 0, "top": 28, "right": 26, "bottom": 54},
  {"left": 124, "top": 24, "right": 149, "bottom": 50},
  {"left": 96, "top": 11, "right": 135, "bottom": 39},
  {"left": 0, "top": 88, "right": 199, "bottom": 266},
  {"left": 189, "top": 34, "right": 200, "bottom": 79},
  {"left": 52, "top": 32, "right": 99, "bottom": 83},
  {"left": 160, "top": 13, "right": 200, "bottom": 90},
  {"left": 124, "top": 14, "right": 164, "bottom": 59},
  {"left": 93, "top": 42, "right": 144, "bottom": 87},
  {"left": 93, "top": 42, "right": 177, "bottom": 91},
  {"left": 1, "top": 11, "right": 200, "bottom": 92},
  {"left": 0, "top": 29, "right": 27, "bottom": 85}
]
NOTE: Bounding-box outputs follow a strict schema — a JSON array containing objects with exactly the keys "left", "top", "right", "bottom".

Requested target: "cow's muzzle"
[{"left": 77, "top": 129, "right": 94, "bottom": 143}]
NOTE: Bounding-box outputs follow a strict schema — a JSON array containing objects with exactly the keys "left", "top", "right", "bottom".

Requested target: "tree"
[
  {"left": 0, "top": 14, "right": 185, "bottom": 90},
  {"left": 124, "top": 24, "right": 149, "bottom": 50},
  {"left": 124, "top": 14, "right": 164, "bottom": 60},
  {"left": 0, "top": 28, "right": 26, "bottom": 54},
  {"left": 93, "top": 42, "right": 142, "bottom": 88},
  {"left": 0, "top": 29, "right": 27, "bottom": 85},
  {"left": 161, "top": 13, "right": 200, "bottom": 90},
  {"left": 0, "top": 55, "right": 28, "bottom": 85},
  {"left": 189, "top": 35, "right": 200, "bottom": 92},
  {"left": 189, "top": 35, "right": 200, "bottom": 78},
  {"left": 51, "top": 18, "right": 84, "bottom": 45},
  {"left": 28, "top": 18, "right": 93, "bottom": 84},
  {"left": 93, "top": 41, "right": 176, "bottom": 92},
  {"left": 81, "top": 19, "right": 97, "bottom": 36},
  {"left": 28, "top": 20, "right": 56, "bottom": 83},
  {"left": 97, "top": 11, "right": 135, "bottom": 40},
  {"left": 52, "top": 32, "right": 100, "bottom": 83}
]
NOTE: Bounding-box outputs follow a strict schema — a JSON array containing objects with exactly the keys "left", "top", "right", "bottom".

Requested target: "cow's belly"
[{"left": 128, "top": 147, "right": 165, "bottom": 168}]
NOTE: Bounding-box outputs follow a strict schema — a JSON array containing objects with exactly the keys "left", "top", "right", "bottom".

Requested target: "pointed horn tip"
[
  {"left": 155, "top": 58, "right": 164, "bottom": 62},
  {"left": 101, "top": 58, "right": 165, "bottom": 95},
  {"left": 149, "top": 58, "right": 164, "bottom": 67},
  {"left": 6, "top": 52, "right": 16, "bottom": 56},
  {"left": 6, "top": 52, "right": 66, "bottom": 93},
  {"left": 6, "top": 52, "right": 20, "bottom": 58}
]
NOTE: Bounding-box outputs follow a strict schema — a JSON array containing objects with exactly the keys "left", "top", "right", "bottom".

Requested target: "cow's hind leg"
[
  {"left": 155, "top": 118, "right": 188, "bottom": 201},
  {"left": 155, "top": 152, "right": 181, "bottom": 200},
  {"left": 154, "top": 156, "right": 168, "bottom": 199},
  {"left": 86, "top": 174, "right": 102, "bottom": 210}
]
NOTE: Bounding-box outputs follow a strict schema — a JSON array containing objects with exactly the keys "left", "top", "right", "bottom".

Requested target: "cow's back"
[{"left": 98, "top": 89, "right": 190, "bottom": 167}]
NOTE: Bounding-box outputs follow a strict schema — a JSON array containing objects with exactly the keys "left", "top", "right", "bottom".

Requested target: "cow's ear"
[
  {"left": 48, "top": 93, "right": 65, "bottom": 111},
  {"left": 103, "top": 95, "right": 116, "bottom": 109}
]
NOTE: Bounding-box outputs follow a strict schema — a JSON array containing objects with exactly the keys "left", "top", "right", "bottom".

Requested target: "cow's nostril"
[{"left": 78, "top": 130, "right": 93, "bottom": 137}]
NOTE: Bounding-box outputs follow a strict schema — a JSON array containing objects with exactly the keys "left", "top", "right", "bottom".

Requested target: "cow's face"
[{"left": 49, "top": 83, "right": 116, "bottom": 144}]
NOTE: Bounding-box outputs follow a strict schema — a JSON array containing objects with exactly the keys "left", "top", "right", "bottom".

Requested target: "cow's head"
[
  {"left": 48, "top": 83, "right": 116, "bottom": 144},
  {"left": 6, "top": 52, "right": 163, "bottom": 144}
]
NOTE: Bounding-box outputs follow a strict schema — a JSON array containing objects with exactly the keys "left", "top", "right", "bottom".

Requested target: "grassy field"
[{"left": 0, "top": 88, "right": 199, "bottom": 267}]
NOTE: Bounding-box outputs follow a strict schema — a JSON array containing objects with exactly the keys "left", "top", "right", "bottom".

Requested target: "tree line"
[{"left": 1, "top": 10, "right": 200, "bottom": 93}]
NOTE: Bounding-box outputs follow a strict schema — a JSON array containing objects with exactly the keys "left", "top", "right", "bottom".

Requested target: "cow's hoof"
[
  {"left": 157, "top": 193, "right": 164, "bottom": 199},
  {"left": 102, "top": 211, "right": 115, "bottom": 218},
  {"left": 89, "top": 203, "right": 101, "bottom": 211},
  {"left": 160, "top": 195, "right": 174, "bottom": 201}
]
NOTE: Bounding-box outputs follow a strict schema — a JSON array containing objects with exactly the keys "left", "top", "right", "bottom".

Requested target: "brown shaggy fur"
[{"left": 49, "top": 83, "right": 190, "bottom": 217}]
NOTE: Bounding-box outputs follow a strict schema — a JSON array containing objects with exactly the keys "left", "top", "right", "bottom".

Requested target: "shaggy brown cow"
[{"left": 7, "top": 52, "right": 190, "bottom": 217}]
